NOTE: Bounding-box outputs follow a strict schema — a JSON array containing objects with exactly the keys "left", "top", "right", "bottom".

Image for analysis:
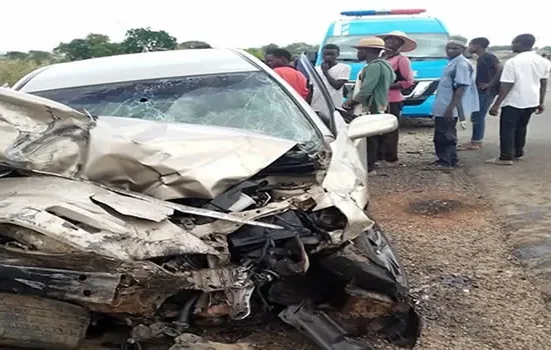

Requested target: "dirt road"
[
  {"left": 367, "top": 124, "right": 550, "bottom": 349},
  {"left": 458, "top": 98, "right": 551, "bottom": 304}
]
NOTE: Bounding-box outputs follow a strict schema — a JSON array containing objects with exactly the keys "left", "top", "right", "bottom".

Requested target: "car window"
[
  {"left": 32, "top": 71, "right": 324, "bottom": 149},
  {"left": 325, "top": 33, "right": 450, "bottom": 61}
]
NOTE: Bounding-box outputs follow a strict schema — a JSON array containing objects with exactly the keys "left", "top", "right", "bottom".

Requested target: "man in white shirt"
[
  {"left": 310, "top": 44, "right": 351, "bottom": 112},
  {"left": 487, "top": 34, "right": 551, "bottom": 165}
]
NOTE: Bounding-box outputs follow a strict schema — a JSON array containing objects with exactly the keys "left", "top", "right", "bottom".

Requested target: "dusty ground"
[
  {"left": 366, "top": 123, "right": 551, "bottom": 349},
  {"left": 80, "top": 123, "right": 551, "bottom": 350}
]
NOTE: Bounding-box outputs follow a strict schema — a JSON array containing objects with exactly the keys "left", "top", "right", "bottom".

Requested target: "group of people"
[
  {"left": 264, "top": 32, "right": 551, "bottom": 172},
  {"left": 430, "top": 33, "right": 550, "bottom": 168}
]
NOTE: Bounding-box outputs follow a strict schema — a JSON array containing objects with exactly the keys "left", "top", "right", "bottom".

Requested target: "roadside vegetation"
[
  {"left": 0, "top": 27, "right": 318, "bottom": 86},
  {"left": 1, "top": 27, "right": 549, "bottom": 86}
]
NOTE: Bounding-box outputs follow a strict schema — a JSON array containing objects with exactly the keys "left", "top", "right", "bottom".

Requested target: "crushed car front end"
[{"left": 0, "top": 88, "right": 421, "bottom": 349}]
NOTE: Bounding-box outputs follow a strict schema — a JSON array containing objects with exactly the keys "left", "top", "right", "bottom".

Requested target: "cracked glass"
[{"left": 33, "top": 72, "right": 323, "bottom": 147}]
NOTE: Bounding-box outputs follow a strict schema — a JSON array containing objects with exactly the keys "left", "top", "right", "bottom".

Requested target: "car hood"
[
  {"left": 0, "top": 88, "right": 297, "bottom": 200},
  {"left": 0, "top": 87, "right": 372, "bottom": 259}
]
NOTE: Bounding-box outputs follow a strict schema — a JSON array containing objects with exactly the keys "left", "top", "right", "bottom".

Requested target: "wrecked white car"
[{"left": 0, "top": 49, "right": 421, "bottom": 349}]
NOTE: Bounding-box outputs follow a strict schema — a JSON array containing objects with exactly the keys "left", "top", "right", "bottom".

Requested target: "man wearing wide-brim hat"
[
  {"left": 377, "top": 31, "right": 418, "bottom": 53},
  {"left": 342, "top": 36, "right": 396, "bottom": 173},
  {"left": 371, "top": 31, "right": 417, "bottom": 168}
]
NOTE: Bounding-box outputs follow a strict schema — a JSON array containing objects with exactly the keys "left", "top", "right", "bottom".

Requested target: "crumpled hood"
[
  {"left": 0, "top": 88, "right": 91, "bottom": 177},
  {"left": 85, "top": 117, "right": 296, "bottom": 199},
  {"left": 0, "top": 88, "right": 296, "bottom": 200}
]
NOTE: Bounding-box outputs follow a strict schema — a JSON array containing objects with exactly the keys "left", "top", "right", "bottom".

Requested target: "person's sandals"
[
  {"left": 457, "top": 142, "right": 483, "bottom": 151},
  {"left": 485, "top": 157, "right": 513, "bottom": 165}
]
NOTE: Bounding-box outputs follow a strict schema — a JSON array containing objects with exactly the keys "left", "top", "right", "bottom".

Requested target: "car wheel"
[{"left": 0, "top": 293, "right": 90, "bottom": 348}]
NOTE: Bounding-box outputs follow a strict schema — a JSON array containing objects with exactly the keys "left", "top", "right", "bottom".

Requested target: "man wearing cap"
[
  {"left": 342, "top": 37, "right": 395, "bottom": 173},
  {"left": 431, "top": 37, "right": 479, "bottom": 168},
  {"left": 376, "top": 31, "right": 416, "bottom": 167}
]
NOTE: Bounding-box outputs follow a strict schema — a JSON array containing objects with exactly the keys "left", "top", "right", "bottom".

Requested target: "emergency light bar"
[{"left": 340, "top": 9, "right": 426, "bottom": 17}]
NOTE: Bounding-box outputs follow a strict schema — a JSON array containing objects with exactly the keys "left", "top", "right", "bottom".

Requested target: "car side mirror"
[{"left": 347, "top": 114, "right": 398, "bottom": 140}]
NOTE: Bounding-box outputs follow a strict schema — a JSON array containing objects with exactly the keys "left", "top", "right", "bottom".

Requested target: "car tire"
[{"left": 0, "top": 293, "right": 90, "bottom": 348}]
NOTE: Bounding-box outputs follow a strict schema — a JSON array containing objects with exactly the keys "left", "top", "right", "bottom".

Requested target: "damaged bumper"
[{"left": 0, "top": 88, "right": 420, "bottom": 348}]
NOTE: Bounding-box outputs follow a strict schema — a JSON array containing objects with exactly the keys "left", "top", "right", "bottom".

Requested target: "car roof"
[{"left": 18, "top": 48, "right": 260, "bottom": 92}]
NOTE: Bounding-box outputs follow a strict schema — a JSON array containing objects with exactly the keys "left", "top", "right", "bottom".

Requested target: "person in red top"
[
  {"left": 376, "top": 31, "right": 416, "bottom": 167},
  {"left": 265, "top": 48, "right": 310, "bottom": 100}
]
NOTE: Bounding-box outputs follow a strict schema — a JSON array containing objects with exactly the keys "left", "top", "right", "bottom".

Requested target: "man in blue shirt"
[{"left": 431, "top": 38, "right": 479, "bottom": 168}]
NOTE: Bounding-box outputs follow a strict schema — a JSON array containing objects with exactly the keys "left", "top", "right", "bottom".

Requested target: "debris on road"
[{"left": 169, "top": 333, "right": 253, "bottom": 350}]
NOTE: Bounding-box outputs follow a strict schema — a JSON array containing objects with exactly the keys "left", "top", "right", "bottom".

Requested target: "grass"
[{"left": 0, "top": 59, "right": 47, "bottom": 86}]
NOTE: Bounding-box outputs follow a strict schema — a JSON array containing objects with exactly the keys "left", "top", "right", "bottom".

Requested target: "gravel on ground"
[{"left": 365, "top": 121, "right": 551, "bottom": 349}]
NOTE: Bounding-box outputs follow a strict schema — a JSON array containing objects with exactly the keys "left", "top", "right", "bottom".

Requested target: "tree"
[
  {"left": 284, "top": 42, "right": 319, "bottom": 56},
  {"left": 27, "top": 50, "right": 53, "bottom": 63},
  {"left": 261, "top": 43, "right": 279, "bottom": 53},
  {"left": 85, "top": 34, "right": 121, "bottom": 58},
  {"left": 54, "top": 34, "right": 120, "bottom": 61},
  {"left": 121, "top": 27, "right": 177, "bottom": 53},
  {"left": 54, "top": 39, "right": 92, "bottom": 61},
  {"left": 245, "top": 48, "right": 264, "bottom": 60},
  {"left": 178, "top": 41, "right": 211, "bottom": 49},
  {"left": 489, "top": 45, "right": 512, "bottom": 51},
  {"left": 5, "top": 51, "right": 28, "bottom": 60}
]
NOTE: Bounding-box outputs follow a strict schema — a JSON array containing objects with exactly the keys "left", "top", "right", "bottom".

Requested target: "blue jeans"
[
  {"left": 471, "top": 90, "right": 496, "bottom": 143},
  {"left": 434, "top": 117, "right": 458, "bottom": 166}
]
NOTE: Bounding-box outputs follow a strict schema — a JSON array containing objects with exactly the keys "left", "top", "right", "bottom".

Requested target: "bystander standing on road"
[
  {"left": 430, "top": 37, "right": 479, "bottom": 168},
  {"left": 487, "top": 34, "right": 551, "bottom": 165},
  {"left": 342, "top": 37, "right": 395, "bottom": 174},
  {"left": 265, "top": 48, "right": 310, "bottom": 101},
  {"left": 458, "top": 37, "right": 502, "bottom": 151},
  {"left": 376, "top": 31, "right": 416, "bottom": 167},
  {"left": 311, "top": 44, "right": 351, "bottom": 112}
]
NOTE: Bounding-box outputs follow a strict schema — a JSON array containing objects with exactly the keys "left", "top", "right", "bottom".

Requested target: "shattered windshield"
[{"left": 32, "top": 72, "right": 323, "bottom": 148}]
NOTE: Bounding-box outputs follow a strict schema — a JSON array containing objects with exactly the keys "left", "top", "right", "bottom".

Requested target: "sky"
[{"left": 2, "top": 0, "right": 549, "bottom": 52}]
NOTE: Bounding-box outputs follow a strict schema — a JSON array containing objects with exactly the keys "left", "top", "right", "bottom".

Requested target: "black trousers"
[
  {"left": 367, "top": 102, "right": 402, "bottom": 171},
  {"left": 499, "top": 106, "right": 536, "bottom": 161},
  {"left": 433, "top": 117, "right": 458, "bottom": 166}
]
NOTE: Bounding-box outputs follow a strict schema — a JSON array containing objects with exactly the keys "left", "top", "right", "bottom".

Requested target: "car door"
[{"left": 297, "top": 54, "right": 368, "bottom": 173}]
